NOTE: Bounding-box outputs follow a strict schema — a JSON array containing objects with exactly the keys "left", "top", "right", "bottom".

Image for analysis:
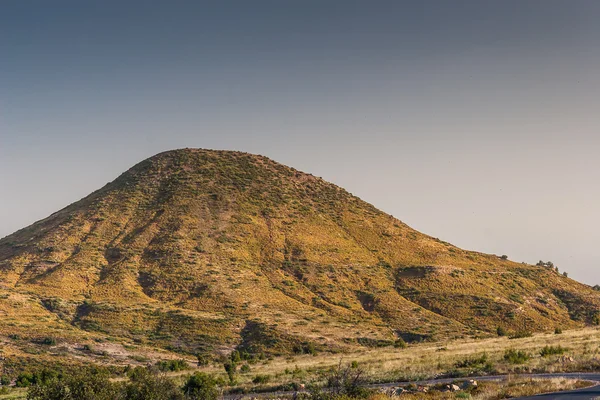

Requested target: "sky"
[{"left": 1, "top": 1, "right": 600, "bottom": 284}]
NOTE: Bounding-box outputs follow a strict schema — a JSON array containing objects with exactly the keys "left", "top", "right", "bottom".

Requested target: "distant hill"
[{"left": 1, "top": 149, "right": 599, "bottom": 361}]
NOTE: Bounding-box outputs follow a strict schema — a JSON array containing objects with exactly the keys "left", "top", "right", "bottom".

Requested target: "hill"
[{"left": 0, "top": 149, "right": 599, "bottom": 365}]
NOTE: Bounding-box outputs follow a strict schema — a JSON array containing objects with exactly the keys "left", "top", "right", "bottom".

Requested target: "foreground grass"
[
  {"left": 2, "top": 327, "right": 600, "bottom": 399},
  {"left": 185, "top": 327, "right": 600, "bottom": 392},
  {"left": 383, "top": 377, "right": 591, "bottom": 400}
]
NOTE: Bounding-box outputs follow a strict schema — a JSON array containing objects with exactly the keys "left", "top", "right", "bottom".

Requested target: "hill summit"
[{"left": 1, "top": 149, "right": 599, "bottom": 359}]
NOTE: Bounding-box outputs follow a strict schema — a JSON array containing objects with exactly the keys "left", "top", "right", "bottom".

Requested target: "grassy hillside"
[{"left": 0, "top": 148, "right": 599, "bottom": 363}]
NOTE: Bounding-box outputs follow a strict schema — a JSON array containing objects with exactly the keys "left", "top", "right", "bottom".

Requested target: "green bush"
[
  {"left": 252, "top": 374, "right": 270, "bottom": 384},
  {"left": 155, "top": 359, "right": 189, "bottom": 372},
  {"left": 26, "top": 366, "right": 222, "bottom": 400},
  {"left": 509, "top": 331, "right": 532, "bottom": 339},
  {"left": 230, "top": 350, "right": 241, "bottom": 363},
  {"left": 240, "top": 364, "right": 251, "bottom": 373},
  {"left": 454, "top": 353, "right": 489, "bottom": 368},
  {"left": 196, "top": 354, "right": 210, "bottom": 366},
  {"left": 0, "top": 375, "right": 10, "bottom": 386},
  {"left": 504, "top": 349, "right": 530, "bottom": 364},
  {"left": 40, "top": 337, "right": 57, "bottom": 346},
  {"left": 540, "top": 345, "right": 568, "bottom": 357},
  {"left": 27, "top": 369, "right": 121, "bottom": 400},
  {"left": 17, "top": 369, "right": 60, "bottom": 388},
  {"left": 223, "top": 362, "right": 236, "bottom": 384},
  {"left": 124, "top": 367, "right": 183, "bottom": 400},
  {"left": 182, "top": 372, "right": 218, "bottom": 400}
]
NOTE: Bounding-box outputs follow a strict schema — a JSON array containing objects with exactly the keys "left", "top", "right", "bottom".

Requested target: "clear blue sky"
[{"left": 2, "top": 1, "right": 600, "bottom": 283}]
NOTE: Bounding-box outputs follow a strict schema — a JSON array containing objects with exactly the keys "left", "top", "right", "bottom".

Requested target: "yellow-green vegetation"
[
  {"left": 0, "top": 149, "right": 600, "bottom": 366},
  {"left": 0, "top": 388, "right": 26, "bottom": 400}
]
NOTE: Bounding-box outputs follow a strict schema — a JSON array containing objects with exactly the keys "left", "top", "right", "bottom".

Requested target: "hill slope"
[{"left": 1, "top": 149, "right": 599, "bottom": 360}]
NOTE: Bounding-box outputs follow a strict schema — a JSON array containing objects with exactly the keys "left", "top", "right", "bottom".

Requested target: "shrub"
[
  {"left": 183, "top": 372, "right": 219, "bottom": 400},
  {"left": 240, "top": 364, "right": 251, "bottom": 373},
  {"left": 223, "top": 362, "right": 236, "bottom": 384},
  {"left": 0, "top": 375, "right": 10, "bottom": 386},
  {"left": 455, "top": 353, "right": 489, "bottom": 368},
  {"left": 324, "top": 361, "right": 368, "bottom": 398},
  {"left": 504, "top": 349, "right": 530, "bottom": 364},
  {"left": 125, "top": 368, "right": 184, "bottom": 400},
  {"left": 82, "top": 344, "right": 94, "bottom": 352},
  {"left": 155, "top": 359, "right": 189, "bottom": 372},
  {"left": 540, "top": 345, "right": 568, "bottom": 357},
  {"left": 305, "top": 342, "right": 318, "bottom": 355},
  {"left": 16, "top": 370, "right": 59, "bottom": 388},
  {"left": 554, "top": 327, "right": 563, "bottom": 334},
  {"left": 252, "top": 374, "right": 270, "bottom": 384},
  {"left": 496, "top": 326, "right": 507, "bottom": 337},
  {"left": 25, "top": 366, "right": 220, "bottom": 400},
  {"left": 40, "top": 337, "right": 57, "bottom": 346},
  {"left": 394, "top": 338, "right": 407, "bottom": 348},
  {"left": 509, "top": 331, "right": 532, "bottom": 339},
  {"left": 196, "top": 354, "right": 210, "bottom": 366},
  {"left": 27, "top": 369, "right": 121, "bottom": 400},
  {"left": 230, "top": 350, "right": 241, "bottom": 363}
]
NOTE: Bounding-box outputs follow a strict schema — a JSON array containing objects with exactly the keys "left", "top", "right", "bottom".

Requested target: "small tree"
[{"left": 325, "top": 360, "right": 367, "bottom": 397}]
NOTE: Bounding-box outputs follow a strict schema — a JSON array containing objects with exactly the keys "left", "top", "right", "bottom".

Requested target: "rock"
[
  {"left": 450, "top": 384, "right": 461, "bottom": 392},
  {"left": 380, "top": 387, "right": 405, "bottom": 396},
  {"left": 559, "top": 355, "right": 575, "bottom": 363},
  {"left": 461, "top": 380, "right": 478, "bottom": 389}
]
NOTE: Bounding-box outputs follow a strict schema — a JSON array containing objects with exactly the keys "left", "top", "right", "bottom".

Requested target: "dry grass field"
[{"left": 182, "top": 327, "right": 600, "bottom": 391}]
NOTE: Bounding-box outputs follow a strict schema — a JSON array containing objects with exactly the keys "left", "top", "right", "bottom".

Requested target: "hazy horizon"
[{"left": 2, "top": 1, "right": 600, "bottom": 284}]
